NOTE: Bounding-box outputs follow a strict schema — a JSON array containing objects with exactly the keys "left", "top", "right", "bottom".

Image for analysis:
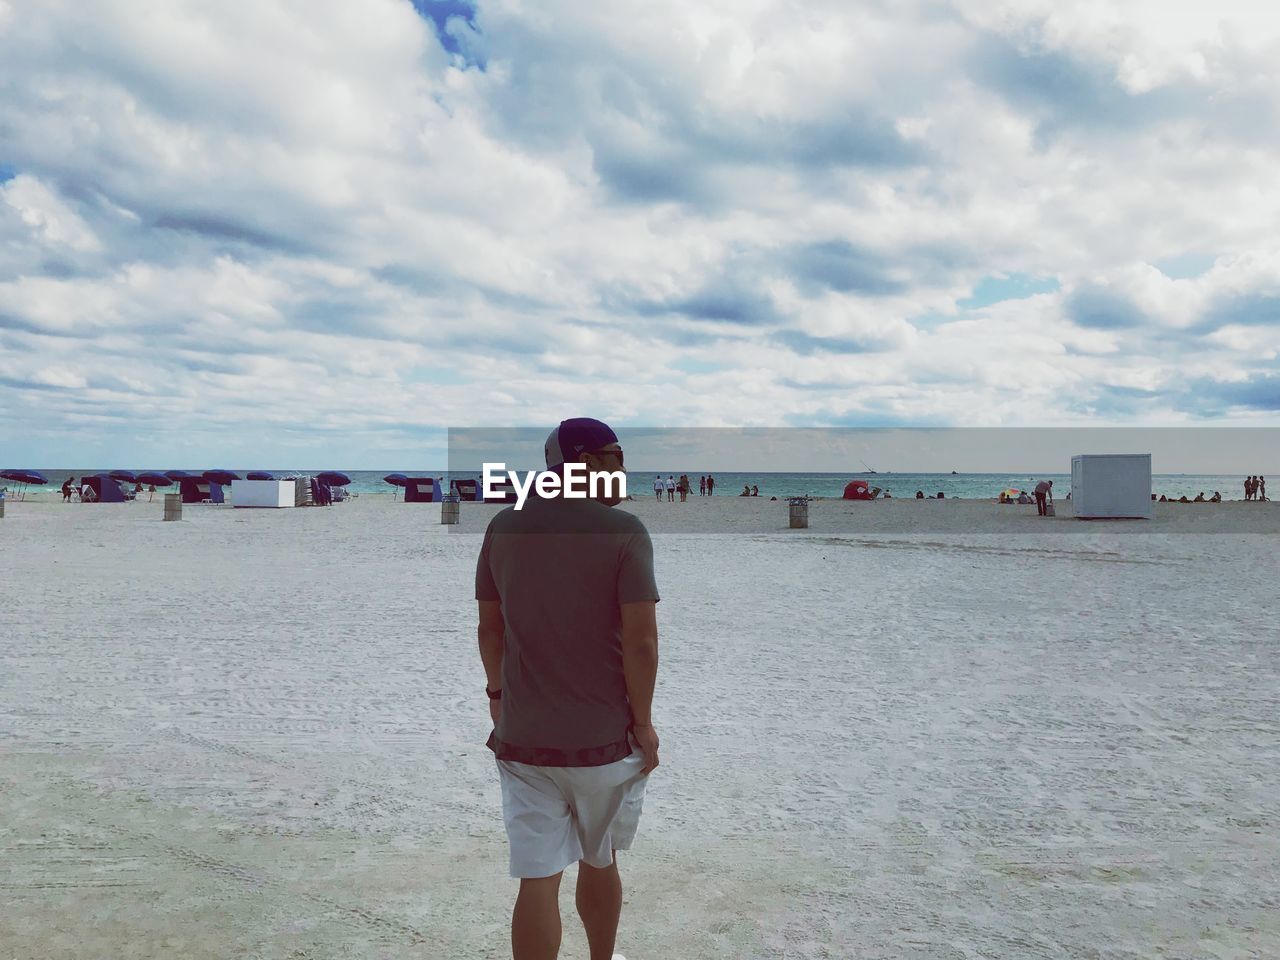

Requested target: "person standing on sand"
[
  {"left": 665, "top": 475, "right": 675, "bottom": 502},
  {"left": 652, "top": 474, "right": 663, "bottom": 500},
  {"left": 1261, "top": 476, "right": 1268, "bottom": 501},
  {"left": 699, "top": 475, "right": 706, "bottom": 496},
  {"left": 476, "top": 417, "right": 660, "bottom": 960},
  {"left": 706, "top": 474, "right": 715, "bottom": 496},
  {"left": 1245, "top": 476, "right": 1254, "bottom": 501},
  {"left": 1034, "top": 479, "right": 1053, "bottom": 516}
]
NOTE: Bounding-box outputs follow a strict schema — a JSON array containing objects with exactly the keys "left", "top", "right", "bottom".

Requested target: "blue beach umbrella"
[
  {"left": 383, "top": 472, "right": 409, "bottom": 500},
  {"left": 1, "top": 469, "right": 49, "bottom": 500},
  {"left": 165, "top": 470, "right": 196, "bottom": 481},
  {"left": 2, "top": 469, "right": 49, "bottom": 485},
  {"left": 109, "top": 470, "right": 139, "bottom": 484},
  {"left": 135, "top": 472, "right": 172, "bottom": 500},
  {"left": 316, "top": 471, "right": 351, "bottom": 486},
  {"left": 246, "top": 471, "right": 276, "bottom": 481},
  {"left": 203, "top": 470, "right": 239, "bottom": 486}
]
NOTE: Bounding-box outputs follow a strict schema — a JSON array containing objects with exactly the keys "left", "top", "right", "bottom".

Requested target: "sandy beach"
[{"left": 2, "top": 495, "right": 1278, "bottom": 959}]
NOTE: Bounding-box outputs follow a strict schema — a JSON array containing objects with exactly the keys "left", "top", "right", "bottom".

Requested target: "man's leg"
[
  {"left": 513, "top": 872, "right": 564, "bottom": 960},
  {"left": 576, "top": 853, "right": 622, "bottom": 960}
]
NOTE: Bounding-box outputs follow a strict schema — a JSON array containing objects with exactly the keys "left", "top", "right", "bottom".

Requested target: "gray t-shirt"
[{"left": 475, "top": 495, "right": 660, "bottom": 766}]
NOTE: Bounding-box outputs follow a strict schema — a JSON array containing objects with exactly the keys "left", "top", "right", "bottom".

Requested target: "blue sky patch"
[
  {"left": 409, "top": 0, "right": 481, "bottom": 63},
  {"left": 1155, "top": 253, "right": 1216, "bottom": 280},
  {"left": 671, "top": 358, "right": 728, "bottom": 375},
  {"left": 959, "top": 274, "right": 1060, "bottom": 309},
  {"left": 0, "top": 163, "right": 17, "bottom": 183}
]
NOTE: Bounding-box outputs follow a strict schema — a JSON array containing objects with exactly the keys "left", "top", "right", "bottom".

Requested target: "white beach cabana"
[
  {"left": 230, "top": 479, "right": 296, "bottom": 508},
  {"left": 1070, "top": 454, "right": 1153, "bottom": 519}
]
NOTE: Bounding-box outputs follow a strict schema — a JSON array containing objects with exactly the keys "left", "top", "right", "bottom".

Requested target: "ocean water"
[{"left": 13, "top": 470, "right": 1259, "bottom": 501}]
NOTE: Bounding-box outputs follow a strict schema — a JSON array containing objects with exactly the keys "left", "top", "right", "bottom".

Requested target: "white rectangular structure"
[
  {"left": 1070, "top": 454, "right": 1153, "bottom": 519},
  {"left": 231, "top": 479, "right": 295, "bottom": 508}
]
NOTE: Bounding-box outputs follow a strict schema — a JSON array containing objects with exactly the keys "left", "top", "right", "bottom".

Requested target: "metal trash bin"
[
  {"left": 788, "top": 496, "right": 809, "bottom": 529},
  {"left": 441, "top": 493, "right": 460, "bottom": 525},
  {"left": 163, "top": 492, "right": 182, "bottom": 521}
]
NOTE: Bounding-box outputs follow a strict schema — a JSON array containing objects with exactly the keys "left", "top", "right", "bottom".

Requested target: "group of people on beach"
[
  {"left": 1244, "top": 475, "right": 1268, "bottom": 501},
  {"left": 651, "top": 474, "right": 721, "bottom": 501}
]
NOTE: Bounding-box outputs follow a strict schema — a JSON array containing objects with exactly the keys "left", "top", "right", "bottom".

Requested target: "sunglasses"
[{"left": 586, "top": 447, "right": 624, "bottom": 465}]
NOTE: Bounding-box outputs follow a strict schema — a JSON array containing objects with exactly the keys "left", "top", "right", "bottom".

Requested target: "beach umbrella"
[
  {"left": 1, "top": 469, "right": 48, "bottom": 501},
  {"left": 246, "top": 471, "right": 276, "bottom": 481},
  {"left": 998, "top": 487, "right": 1021, "bottom": 502},
  {"left": 316, "top": 471, "right": 351, "bottom": 486},
  {"left": 165, "top": 470, "right": 196, "bottom": 481},
  {"left": 109, "top": 470, "right": 139, "bottom": 484},
  {"left": 383, "top": 472, "right": 408, "bottom": 500},
  {"left": 202, "top": 469, "right": 239, "bottom": 486},
  {"left": 1, "top": 469, "right": 48, "bottom": 485},
  {"left": 137, "top": 472, "right": 173, "bottom": 486}
]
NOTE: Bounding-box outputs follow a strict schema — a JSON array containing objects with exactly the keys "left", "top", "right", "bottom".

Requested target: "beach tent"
[
  {"left": 484, "top": 477, "right": 518, "bottom": 504},
  {"left": 79, "top": 474, "right": 127, "bottom": 503},
  {"left": 451, "top": 478, "right": 481, "bottom": 501},
  {"left": 1071, "top": 454, "right": 1153, "bottom": 519},
  {"left": 842, "top": 479, "right": 872, "bottom": 500},
  {"left": 178, "top": 477, "right": 224, "bottom": 504},
  {"left": 404, "top": 477, "right": 442, "bottom": 502}
]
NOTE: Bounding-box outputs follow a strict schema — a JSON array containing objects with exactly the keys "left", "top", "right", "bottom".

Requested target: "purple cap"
[{"left": 544, "top": 418, "right": 619, "bottom": 469}]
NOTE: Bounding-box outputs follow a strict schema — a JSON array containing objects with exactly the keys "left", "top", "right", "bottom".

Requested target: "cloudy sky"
[{"left": 2, "top": 0, "right": 1279, "bottom": 469}]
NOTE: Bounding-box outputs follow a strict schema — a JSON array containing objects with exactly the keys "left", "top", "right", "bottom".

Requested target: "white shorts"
[{"left": 496, "top": 743, "right": 648, "bottom": 879}]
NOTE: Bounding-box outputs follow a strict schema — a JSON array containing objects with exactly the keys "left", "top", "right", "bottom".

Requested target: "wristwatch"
[{"left": 485, "top": 686, "right": 502, "bottom": 700}]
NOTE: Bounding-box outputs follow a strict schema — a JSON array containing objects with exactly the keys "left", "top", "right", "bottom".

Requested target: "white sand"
[{"left": 2, "top": 495, "right": 1278, "bottom": 958}]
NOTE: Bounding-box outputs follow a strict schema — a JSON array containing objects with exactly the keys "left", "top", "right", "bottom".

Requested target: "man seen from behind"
[{"left": 477, "top": 418, "right": 661, "bottom": 960}]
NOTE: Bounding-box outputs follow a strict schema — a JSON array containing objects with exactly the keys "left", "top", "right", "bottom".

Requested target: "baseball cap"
[{"left": 544, "top": 417, "right": 619, "bottom": 470}]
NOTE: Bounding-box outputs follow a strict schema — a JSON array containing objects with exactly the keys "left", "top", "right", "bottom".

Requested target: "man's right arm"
[{"left": 621, "top": 600, "right": 660, "bottom": 774}]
